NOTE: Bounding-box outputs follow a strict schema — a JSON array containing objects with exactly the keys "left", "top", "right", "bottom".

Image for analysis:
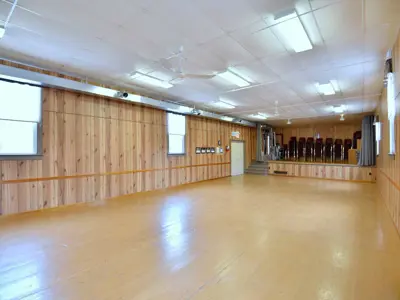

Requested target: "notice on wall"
[{"left": 231, "top": 131, "right": 240, "bottom": 138}]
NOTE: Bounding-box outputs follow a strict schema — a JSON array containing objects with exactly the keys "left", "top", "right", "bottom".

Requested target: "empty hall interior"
[{"left": 0, "top": 0, "right": 400, "bottom": 299}]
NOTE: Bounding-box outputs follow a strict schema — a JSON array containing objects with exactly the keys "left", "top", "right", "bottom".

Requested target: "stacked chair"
[
  {"left": 288, "top": 137, "right": 297, "bottom": 161},
  {"left": 305, "top": 137, "right": 315, "bottom": 162},
  {"left": 333, "top": 139, "right": 344, "bottom": 162},
  {"left": 343, "top": 139, "right": 352, "bottom": 161},
  {"left": 314, "top": 138, "right": 324, "bottom": 162},
  {"left": 298, "top": 137, "right": 306, "bottom": 161},
  {"left": 282, "top": 136, "right": 354, "bottom": 163}
]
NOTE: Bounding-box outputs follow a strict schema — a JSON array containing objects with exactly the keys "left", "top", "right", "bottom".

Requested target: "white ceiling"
[{"left": 0, "top": 0, "right": 399, "bottom": 122}]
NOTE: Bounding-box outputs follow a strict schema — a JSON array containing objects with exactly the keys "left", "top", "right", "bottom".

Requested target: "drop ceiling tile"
[
  {"left": 314, "top": 1, "right": 363, "bottom": 43},
  {"left": 230, "top": 60, "right": 280, "bottom": 84},
  {"left": 261, "top": 52, "right": 303, "bottom": 76},
  {"left": 193, "top": 0, "right": 262, "bottom": 32},
  {"left": 231, "top": 27, "right": 287, "bottom": 59},
  {"left": 199, "top": 35, "right": 256, "bottom": 66}
]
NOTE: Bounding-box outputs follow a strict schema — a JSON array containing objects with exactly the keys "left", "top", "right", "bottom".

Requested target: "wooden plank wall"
[
  {"left": 376, "top": 30, "right": 400, "bottom": 233},
  {"left": 268, "top": 162, "right": 376, "bottom": 182},
  {"left": 0, "top": 88, "right": 256, "bottom": 216},
  {"left": 276, "top": 124, "right": 361, "bottom": 145}
]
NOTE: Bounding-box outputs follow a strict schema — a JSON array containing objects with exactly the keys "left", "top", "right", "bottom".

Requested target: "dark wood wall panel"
[{"left": 0, "top": 88, "right": 256, "bottom": 215}]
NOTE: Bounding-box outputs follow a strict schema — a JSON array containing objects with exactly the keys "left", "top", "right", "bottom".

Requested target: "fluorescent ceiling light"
[
  {"left": 249, "top": 113, "right": 268, "bottom": 120},
  {"left": 209, "top": 101, "right": 236, "bottom": 109},
  {"left": 0, "top": 74, "right": 41, "bottom": 85},
  {"left": 332, "top": 105, "right": 344, "bottom": 114},
  {"left": 274, "top": 11, "right": 313, "bottom": 53},
  {"left": 218, "top": 70, "right": 250, "bottom": 87},
  {"left": 0, "top": 26, "right": 5, "bottom": 39},
  {"left": 221, "top": 116, "right": 234, "bottom": 122},
  {"left": 131, "top": 73, "right": 173, "bottom": 89},
  {"left": 175, "top": 106, "right": 192, "bottom": 113},
  {"left": 330, "top": 80, "right": 340, "bottom": 92},
  {"left": 316, "top": 82, "right": 335, "bottom": 95}
]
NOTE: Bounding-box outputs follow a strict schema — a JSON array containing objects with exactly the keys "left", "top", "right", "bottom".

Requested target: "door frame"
[{"left": 230, "top": 140, "right": 246, "bottom": 176}]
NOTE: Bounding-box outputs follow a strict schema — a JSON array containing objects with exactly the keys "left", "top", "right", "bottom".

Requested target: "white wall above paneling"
[{"left": 0, "top": 0, "right": 399, "bottom": 122}]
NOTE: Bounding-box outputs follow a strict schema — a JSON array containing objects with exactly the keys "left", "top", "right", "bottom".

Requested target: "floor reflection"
[{"left": 160, "top": 197, "right": 193, "bottom": 272}]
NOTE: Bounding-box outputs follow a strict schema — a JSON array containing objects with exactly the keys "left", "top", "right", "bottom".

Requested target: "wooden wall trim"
[{"left": 0, "top": 162, "right": 231, "bottom": 184}]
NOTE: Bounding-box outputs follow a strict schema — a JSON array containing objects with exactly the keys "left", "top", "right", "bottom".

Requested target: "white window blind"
[
  {"left": 375, "top": 121, "right": 381, "bottom": 156},
  {"left": 0, "top": 80, "right": 42, "bottom": 156},
  {"left": 167, "top": 113, "right": 186, "bottom": 155},
  {"left": 387, "top": 73, "right": 396, "bottom": 155}
]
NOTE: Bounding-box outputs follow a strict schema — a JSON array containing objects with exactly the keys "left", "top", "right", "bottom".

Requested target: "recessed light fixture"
[
  {"left": 332, "top": 105, "right": 345, "bottom": 114},
  {"left": 209, "top": 101, "right": 236, "bottom": 109},
  {"left": 249, "top": 113, "right": 268, "bottom": 120},
  {"left": 287, "top": 119, "right": 292, "bottom": 125},
  {"left": 340, "top": 114, "right": 345, "bottom": 121},
  {"left": 274, "top": 10, "right": 313, "bottom": 53},
  {"left": 316, "top": 82, "right": 335, "bottom": 96},
  {"left": 130, "top": 72, "right": 173, "bottom": 89},
  {"left": 0, "top": 26, "right": 5, "bottom": 39},
  {"left": 218, "top": 70, "right": 250, "bottom": 87},
  {"left": 221, "top": 116, "right": 234, "bottom": 122}
]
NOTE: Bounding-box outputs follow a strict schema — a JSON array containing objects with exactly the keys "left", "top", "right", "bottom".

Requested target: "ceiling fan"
[{"left": 159, "top": 46, "right": 216, "bottom": 80}]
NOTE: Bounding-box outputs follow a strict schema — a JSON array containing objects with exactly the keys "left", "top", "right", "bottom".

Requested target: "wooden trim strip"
[
  {"left": 379, "top": 169, "right": 400, "bottom": 192},
  {"left": 0, "top": 162, "right": 231, "bottom": 184},
  {"left": 269, "top": 173, "right": 375, "bottom": 183}
]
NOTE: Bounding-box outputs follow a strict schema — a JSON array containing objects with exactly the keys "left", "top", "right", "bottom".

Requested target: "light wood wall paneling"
[
  {"left": 268, "top": 162, "right": 376, "bottom": 182},
  {"left": 0, "top": 88, "right": 256, "bottom": 216},
  {"left": 276, "top": 124, "right": 361, "bottom": 145},
  {"left": 376, "top": 29, "right": 400, "bottom": 234}
]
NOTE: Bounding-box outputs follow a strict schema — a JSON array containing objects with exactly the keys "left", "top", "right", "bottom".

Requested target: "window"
[
  {"left": 387, "top": 72, "right": 396, "bottom": 155},
  {"left": 0, "top": 80, "right": 42, "bottom": 157},
  {"left": 375, "top": 121, "right": 381, "bottom": 156},
  {"left": 167, "top": 113, "right": 186, "bottom": 155}
]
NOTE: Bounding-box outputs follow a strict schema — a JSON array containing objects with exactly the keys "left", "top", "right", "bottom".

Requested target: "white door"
[{"left": 231, "top": 142, "right": 244, "bottom": 176}]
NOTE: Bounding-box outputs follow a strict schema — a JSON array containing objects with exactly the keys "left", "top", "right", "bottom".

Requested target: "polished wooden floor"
[{"left": 1, "top": 175, "right": 400, "bottom": 300}]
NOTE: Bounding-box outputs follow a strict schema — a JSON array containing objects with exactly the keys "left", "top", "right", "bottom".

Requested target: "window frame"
[
  {"left": 167, "top": 112, "right": 186, "bottom": 156},
  {"left": 0, "top": 79, "right": 43, "bottom": 160}
]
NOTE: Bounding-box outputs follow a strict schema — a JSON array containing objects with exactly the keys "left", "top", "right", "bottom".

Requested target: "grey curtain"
[{"left": 358, "top": 115, "right": 376, "bottom": 166}]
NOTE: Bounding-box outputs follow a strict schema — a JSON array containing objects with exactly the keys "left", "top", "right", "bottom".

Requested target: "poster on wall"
[
  {"left": 211, "top": 147, "right": 216, "bottom": 153},
  {"left": 206, "top": 148, "right": 211, "bottom": 153},
  {"left": 231, "top": 131, "right": 240, "bottom": 139},
  {"left": 201, "top": 148, "right": 206, "bottom": 154},
  {"left": 195, "top": 147, "right": 201, "bottom": 154}
]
